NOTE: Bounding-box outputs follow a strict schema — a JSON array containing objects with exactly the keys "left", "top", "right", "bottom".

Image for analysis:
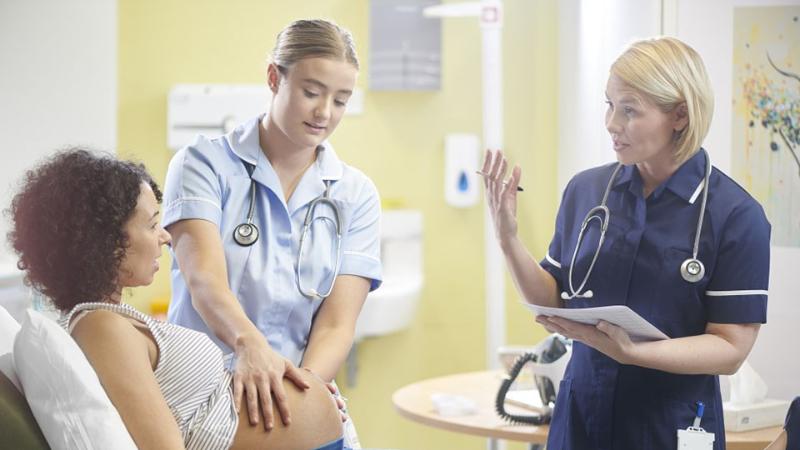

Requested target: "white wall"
[
  {"left": 663, "top": 0, "right": 736, "bottom": 173},
  {"left": 557, "top": 0, "right": 662, "bottom": 194},
  {"left": 0, "top": 0, "right": 117, "bottom": 272}
]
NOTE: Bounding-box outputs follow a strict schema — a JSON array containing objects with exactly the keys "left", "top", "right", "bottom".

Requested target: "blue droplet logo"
[{"left": 458, "top": 171, "right": 469, "bottom": 192}]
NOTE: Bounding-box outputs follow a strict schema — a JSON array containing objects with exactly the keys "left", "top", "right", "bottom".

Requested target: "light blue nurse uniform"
[
  {"left": 162, "top": 114, "right": 382, "bottom": 367},
  {"left": 540, "top": 150, "right": 770, "bottom": 450}
]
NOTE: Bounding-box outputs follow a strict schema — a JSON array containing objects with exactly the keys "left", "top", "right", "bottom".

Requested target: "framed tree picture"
[{"left": 732, "top": 5, "right": 800, "bottom": 246}]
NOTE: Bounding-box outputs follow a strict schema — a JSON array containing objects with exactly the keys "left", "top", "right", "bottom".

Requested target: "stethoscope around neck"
[
  {"left": 560, "top": 150, "right": 712, "bottom": 301},
  {"left": 232, "top": 160, "right": 344, "bottom": 300}
]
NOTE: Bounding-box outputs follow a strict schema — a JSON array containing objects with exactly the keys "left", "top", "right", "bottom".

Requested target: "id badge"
[{"left": 677, "top": 427, "right": 715, "bottom": 449}]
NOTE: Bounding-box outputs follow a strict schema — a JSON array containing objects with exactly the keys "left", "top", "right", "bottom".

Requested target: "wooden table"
[{"left": 392, "top": 370, "right": 782, "bottom": 449}]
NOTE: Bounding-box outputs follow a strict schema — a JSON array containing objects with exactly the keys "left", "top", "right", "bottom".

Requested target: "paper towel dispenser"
[{"left": 167, "top": 84, "right": 271, "bottom": 151}]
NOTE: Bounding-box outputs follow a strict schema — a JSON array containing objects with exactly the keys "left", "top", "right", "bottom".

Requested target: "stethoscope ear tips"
[{"left": 560, "top": 290, "right": 593, "bottom": 300}]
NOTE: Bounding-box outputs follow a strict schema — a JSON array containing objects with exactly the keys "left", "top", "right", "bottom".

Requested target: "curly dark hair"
[{"left": 6, "top": 148, "right": 162, "bottom": 312}]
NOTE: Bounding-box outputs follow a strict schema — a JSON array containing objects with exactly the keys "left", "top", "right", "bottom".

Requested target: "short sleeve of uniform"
[
  {"left": 340, "top": 178, "right": 382, "bottom": 291},
  {"left": 162, "top": 140, "right": 224, "bottom": 229},
  {"left": 539, "top": 181, "right": 573, "bottom": 293},
  {"left": 704, "top": 200, "right": 771, "bottom": 323}
]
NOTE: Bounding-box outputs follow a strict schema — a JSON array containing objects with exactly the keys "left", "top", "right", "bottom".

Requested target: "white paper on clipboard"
[{"left": 524, "top": 304, "right": 669, "bottom": 342}]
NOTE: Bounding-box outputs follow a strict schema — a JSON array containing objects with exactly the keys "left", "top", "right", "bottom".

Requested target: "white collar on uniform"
[
  {"left": 227, "top": 114, "right": 344, "bottom": 180},
  {"left": 291, "top": 142, "right": 344, "bottom": 213},
  {"left": 226, "top": 114, "right": 345, "bottom": 212},
  {"left": 315, "top": 141, "right": 344, "bottom": 182},
  {"left": 226, "top": 115, "right": 261, "bottom": 167}
]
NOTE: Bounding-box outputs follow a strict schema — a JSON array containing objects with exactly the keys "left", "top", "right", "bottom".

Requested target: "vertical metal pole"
[
  {"left": 480, "top": 0, "right": 504, "bottom": 375},
  {"left": 423, "top": 3, "right": 506, "bottom": 448},
  {"left": 481, "top": 5, "right": 504, "bottom": 450}
]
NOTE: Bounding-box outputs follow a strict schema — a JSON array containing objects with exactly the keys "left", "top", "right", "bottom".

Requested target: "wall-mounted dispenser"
[
  {"left": 369, "top": 0, "right": 441, "bottom": 90},
  {"left": 444, "top": 133, "right": 480, "bottom": 208},
  {"left": 167, "top": 84, "right": 271, "bottom": 151}
]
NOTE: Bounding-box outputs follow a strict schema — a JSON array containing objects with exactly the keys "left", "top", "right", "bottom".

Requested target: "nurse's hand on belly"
[
  {"left": 536, "top": 315, "right": 637, "bottom": 364},
  {"left": 233, "top": 335, "right": 310, "bottom": 430}
]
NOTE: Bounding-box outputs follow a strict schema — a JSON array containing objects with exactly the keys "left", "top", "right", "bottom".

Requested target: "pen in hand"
[{"left": 475, "top": 170, "right": 524, "bottom": 192}]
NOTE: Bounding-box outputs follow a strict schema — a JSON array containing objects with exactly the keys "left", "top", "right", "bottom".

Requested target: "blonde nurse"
[{"left": 162, "top": 19, "right": 381, "bottom": 447}]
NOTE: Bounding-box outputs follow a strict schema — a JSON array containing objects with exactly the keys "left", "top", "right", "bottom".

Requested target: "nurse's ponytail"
[{"left": 270, "top": 19, "right": 359, "bottom": 71}]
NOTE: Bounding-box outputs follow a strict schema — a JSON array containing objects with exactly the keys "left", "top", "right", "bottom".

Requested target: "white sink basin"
[{"left": 354, "top": 274, "right": 423, "bottom": 341}]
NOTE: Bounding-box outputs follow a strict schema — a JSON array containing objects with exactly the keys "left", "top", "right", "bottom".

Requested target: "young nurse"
[
  {"left": 482, "top": 37, "right": 770, "bottom": 449},
  {"left": 162, "top": 19, "right": 381, "bottom": 445}
]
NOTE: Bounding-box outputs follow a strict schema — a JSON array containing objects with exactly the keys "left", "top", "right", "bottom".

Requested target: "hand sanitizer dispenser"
[{"left": 444, "top": 133, "right": 480, "bottom": 208}]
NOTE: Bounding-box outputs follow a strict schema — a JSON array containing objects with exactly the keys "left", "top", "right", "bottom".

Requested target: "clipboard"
[{"left": 524, "top": 303, "right": 669, "bottom": 342}]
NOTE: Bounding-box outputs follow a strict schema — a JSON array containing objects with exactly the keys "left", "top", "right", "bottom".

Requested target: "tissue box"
[{"left": 723, "top": 399, "right": 790, "bottom": 432}]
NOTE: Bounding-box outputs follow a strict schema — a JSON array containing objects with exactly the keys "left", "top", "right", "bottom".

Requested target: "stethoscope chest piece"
[
  {"left": 680, "top": 258, "right": 705, "bottom": 283},
  {"left": 233, "top": 157, "right": 344, "bottom": 299},
  {"left": 233, "top": 222, "right": 259, "bottom": 247}
]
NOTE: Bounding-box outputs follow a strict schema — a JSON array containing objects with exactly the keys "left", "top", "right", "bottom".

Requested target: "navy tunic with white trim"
[{"left": 540, "top": 150, "right": 771, "bottom": 450}]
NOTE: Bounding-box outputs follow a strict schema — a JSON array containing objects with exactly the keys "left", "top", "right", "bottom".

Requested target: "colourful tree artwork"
[{"left": 733, "top": 6, "right": 800, "bottom": 247}]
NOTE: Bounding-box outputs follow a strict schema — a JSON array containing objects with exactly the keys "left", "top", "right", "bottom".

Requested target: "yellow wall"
[{"left": 118, "top": 1, "right": 558, "bottom": 448}]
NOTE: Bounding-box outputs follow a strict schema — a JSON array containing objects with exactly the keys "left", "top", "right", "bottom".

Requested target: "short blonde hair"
[
  {"left": 271, "top": 19, "right": 359, "bottom": 71},
  {"left": 611, "top": 37, "right": 713, "bottom": 164}
]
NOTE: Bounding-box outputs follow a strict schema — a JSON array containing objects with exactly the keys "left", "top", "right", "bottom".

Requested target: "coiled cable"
[{"left": 495, "top": 353, "right": 552, "bottom": 425}]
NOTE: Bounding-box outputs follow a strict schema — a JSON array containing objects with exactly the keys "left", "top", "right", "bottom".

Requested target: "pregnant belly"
[{"left": 229, "top": 371, "right": 342, "bottom": 450}]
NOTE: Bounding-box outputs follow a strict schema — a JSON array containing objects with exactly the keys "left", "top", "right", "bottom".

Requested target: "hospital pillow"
[
  {"left": 0, "top": 305, "right": 21, "bottom": 391},
  {"left": 13, "top": 309, "right": 137, "bottom": 450}
]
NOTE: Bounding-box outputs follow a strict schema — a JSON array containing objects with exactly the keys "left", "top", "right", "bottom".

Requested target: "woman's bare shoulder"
[{"left": 70, "top": 309, "right": 144, "bottom": 349}]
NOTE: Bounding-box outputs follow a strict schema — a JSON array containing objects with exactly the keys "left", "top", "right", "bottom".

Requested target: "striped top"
[{"left": 62, "top": 302, "right": 238, "bottom": 450}]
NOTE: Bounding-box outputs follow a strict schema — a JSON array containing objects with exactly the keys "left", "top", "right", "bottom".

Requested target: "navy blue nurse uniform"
[{"left": 540, "top": 150, "right": 770, "bottom": 450}]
